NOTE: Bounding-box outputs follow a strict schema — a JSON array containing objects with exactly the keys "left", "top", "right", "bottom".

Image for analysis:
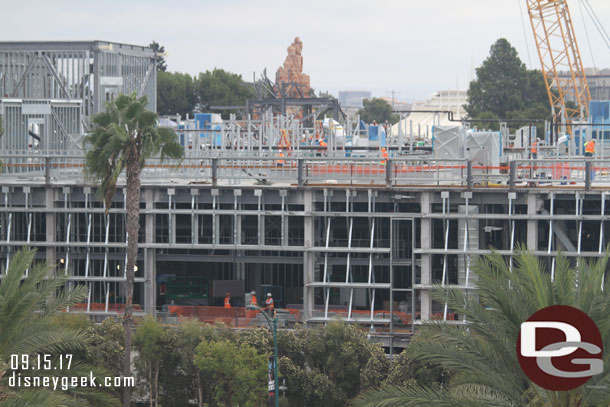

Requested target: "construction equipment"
[{"left": 526, "top": 0, "right": 591, "bottom": 126}]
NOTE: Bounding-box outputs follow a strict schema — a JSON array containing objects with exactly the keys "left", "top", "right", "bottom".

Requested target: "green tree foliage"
[
  {"left": 133, "top": 316, "right": 169, "bottom": 407},
  {"left": 149, "top": 41, "right": 167, "bottom": 72},
  {"left": 358, "top": 98, "right": 399, "bottom": 125},
  {"left": 465, "top": 38, "right": 551, "bottom": 127},
  {"left": 352, "top": 251, "right": 610, "bottom": 406},
  {"left": 85, "top": 317, "right": 125, "bottom": 402},
  {"left": 470, "top": 111, "right": 501, "bottom": 132},
  {"left": 304, "top": 322, "right": 379, "bottom": 400},
  {"left": 195, "top": 69, "right": 254, "bottom": 118},
  {"left": 0, "top": 249, "right": 119, "bottom": 407},
  {"left": 157, "top": 72, "right": 197, "bottom": 118},
  {"left": 84, "top": 93, "right": 183, "bottom": 407},
  {"left": 194, "top": 339, "right": 267, "bottom": 407},
  {"left": 161, "top": 321, "right": 216, "bottom": 407}
]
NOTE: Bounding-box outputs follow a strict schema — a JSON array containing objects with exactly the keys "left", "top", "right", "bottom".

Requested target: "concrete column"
[
  {"left": 191, "top": 189, "right": 199, "bottom": 245},
  {"left": 419, "top": 192, "right": 432, "bottom": 320},
  {"left": 303, "top": 190, "right": 315, "bottom": 321},
  {"left": 144, "top": 189, "right": 156, "bottom": 314},
  {"left": 458, "top": 203, "right": 479, "bottom": 287},
  {"left": 45, "top": 187, "right": 56, "bottom": 265},
  {"left": 527, "top": 193, "right": 540, "bottom": 251},
  {"left": 234, "top": 190, "right": 242, "bottom": 246}
]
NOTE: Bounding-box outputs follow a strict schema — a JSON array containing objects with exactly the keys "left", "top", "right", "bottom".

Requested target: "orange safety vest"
[
  {"left": 224, "top": 296, "right": 231, "bottom": 308},
  {"left": 319, "top": 140, "right": 327, "bottom": 148},
  {"left": 531, "top": 141, "right": 537, "bottom": 154},
  {"left": 586, "top": 140, "right": 596, "bottom": 154},
  {"left": 251, "top": 295, "right": 257, "bottom": 306},
  {"left": 265, "top": 297, "right": 274, "bottom": 309}
]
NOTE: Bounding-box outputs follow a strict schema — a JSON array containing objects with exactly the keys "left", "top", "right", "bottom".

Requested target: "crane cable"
[
  {"left": 579, "top": 0, "right": 610, "bottom": 52},
  {"left": 518, "top": 0, "right": 533, "bottom": 67},
  {"left": 577, "top": 0, "right": 598, "bottom": 68}
]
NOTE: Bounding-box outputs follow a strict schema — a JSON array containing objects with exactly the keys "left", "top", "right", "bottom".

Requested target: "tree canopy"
[
  {"left": 352, "top": 250, "right": 610, "bottom": 406},
  {"left": 156, "top": 69, "right": 253, "bottom": 119},
  {"left": 357, "top": 98, "right": 399, "bottom": 125},
  {"left": 465, "top": 38, "right": 551, "bottom": 126},
  {"left": 84, "top": 93, "right": 182, "bottom": 407},
  {"left": 149, "top": 41, "right": 167, "bottom": 72},
  {"left": 195, "top": 69, "right": 254, "bottom": 118},
  {"left": 0, "top": 249, "right": 120, "bottom": 407},
  {"left": 195, "top": 339, "right": 267, "bottom": 407},
  {"left": 157, "top": 71, "right": 197, "bottom": 118}
]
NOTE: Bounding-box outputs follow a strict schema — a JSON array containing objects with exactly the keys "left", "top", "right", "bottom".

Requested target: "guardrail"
[{"left": 3, "top": 153, "right": 610, "bottom": 190}]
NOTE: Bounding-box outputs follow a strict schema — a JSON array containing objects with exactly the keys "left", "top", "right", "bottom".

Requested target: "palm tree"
[
  {"left": 352, "top": 251, "right": 610, "bottom": 407},
  {"left": 84, "top": 93, "right": 182, "bottom": 407},
  {"left": 0, "top": 248, "right": 120, "bottom": 406}
]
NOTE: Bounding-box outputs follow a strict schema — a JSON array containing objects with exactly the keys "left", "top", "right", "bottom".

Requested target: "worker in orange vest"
[
  {"left": 265, "top": 293, "right": 274, "bottom": 316},
  {"left": 531, "top": 139, "right": 538, "bottom": 159},
  {"left": 224, "top": 291, "right": 231, "bottom": 308},
  {"left": 585, "top": 139, "right": 596, "bottom": 157},
  {"left": 319, "top": 139, "right": 328, "bottom": 148},
  {"left": 381, "top": 147, "right": 388, "bottom": 165},
  {"left": 250, "top": 291, "right": 257, "bottom": 306},
  {"left": 278, "top": 150, "right": 285, "bottom": 166}
]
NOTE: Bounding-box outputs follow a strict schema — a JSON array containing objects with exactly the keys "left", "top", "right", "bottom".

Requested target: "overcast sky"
[{"left": 2, "top": 0, "right": 610, "bottom": 101}]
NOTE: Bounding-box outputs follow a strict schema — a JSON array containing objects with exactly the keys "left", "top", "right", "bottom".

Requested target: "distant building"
[
  {"left": 557, "top": 68, "right": 610, "bottom": 103},
  {"left": 583, "top": 68, "right": 610, "bottom": 101},
  {"left": 391, "top": 90, "right": 467, "bottom": 140},
  {"left": 338, "top": 90, "right": 371, "bottom": 109}
]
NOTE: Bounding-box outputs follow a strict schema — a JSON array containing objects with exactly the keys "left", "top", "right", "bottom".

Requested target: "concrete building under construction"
[{"left": 2, "top": 41, "right": 610, "bottom": 350}]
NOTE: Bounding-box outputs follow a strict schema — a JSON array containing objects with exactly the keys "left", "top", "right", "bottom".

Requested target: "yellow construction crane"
[{"left": 526, "top": 0, "right": 591, "bottom": 126}]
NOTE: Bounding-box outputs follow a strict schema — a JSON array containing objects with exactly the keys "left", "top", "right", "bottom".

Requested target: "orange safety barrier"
[
  {"left": 69, "top": 303, "right": 143, "bottom": 312},
  {"left": 163, "top": 306, "right": 303, "bottom": 327}
]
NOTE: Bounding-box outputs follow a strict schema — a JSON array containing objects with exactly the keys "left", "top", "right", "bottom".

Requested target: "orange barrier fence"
[{"left": 70, "top": 303, "right": 143, "bottom": 312}]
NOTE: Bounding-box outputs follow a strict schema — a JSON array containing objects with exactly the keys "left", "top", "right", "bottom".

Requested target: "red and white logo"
[{"left": 516, "top": 305, "right": 603, "bottom": 391}]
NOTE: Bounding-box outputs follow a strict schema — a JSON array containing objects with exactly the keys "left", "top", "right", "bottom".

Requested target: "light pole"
[{"left": 247, "top": 304, "right": 279, "bottom": 407}]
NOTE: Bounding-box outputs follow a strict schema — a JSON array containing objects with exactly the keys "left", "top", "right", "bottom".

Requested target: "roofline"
[{"left": 0, "top": 40, "right": 154, "bottom": 55}]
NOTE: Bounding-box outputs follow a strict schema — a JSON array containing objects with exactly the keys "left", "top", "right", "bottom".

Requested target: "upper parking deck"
[{"left": 1, "top": 151, "right": 609, "bottom": 191}]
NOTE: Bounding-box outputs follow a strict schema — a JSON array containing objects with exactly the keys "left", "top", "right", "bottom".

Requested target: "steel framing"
[
  {"left": 0, "top": 41, "right": 157, "bottom": 139},
  {"left": 2, "top": 154, "right": 610, "bottom": 348}
]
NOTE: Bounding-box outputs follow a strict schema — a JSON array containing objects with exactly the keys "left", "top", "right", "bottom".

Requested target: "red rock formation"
[{"left": 275, "top": 37, "right": 311, "bottom": 98}]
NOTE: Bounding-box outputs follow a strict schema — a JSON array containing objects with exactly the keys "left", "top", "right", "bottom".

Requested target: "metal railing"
[{"left": 3, "top": 152, "right": 610, "bottom": 190}]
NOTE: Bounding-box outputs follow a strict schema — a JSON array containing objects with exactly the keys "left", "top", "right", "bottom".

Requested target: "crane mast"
[{"left": 526, "top": 0, "right": 591, "bottom": 126}]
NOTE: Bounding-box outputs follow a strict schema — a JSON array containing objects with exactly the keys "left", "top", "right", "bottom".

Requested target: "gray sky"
[{"left": 3, "top": 0, "right": 610, "bottom": 100}]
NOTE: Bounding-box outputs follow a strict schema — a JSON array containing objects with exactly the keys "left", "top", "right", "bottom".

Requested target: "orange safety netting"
[
  {"left": 164, "top": 306, "right": 303, "bottom": 327},
  {"left": 70, "top": 303, "right": 143, "bottom": 312}
]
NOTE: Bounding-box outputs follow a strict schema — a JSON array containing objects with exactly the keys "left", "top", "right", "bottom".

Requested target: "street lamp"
[{"left": 247, "top": 304, "right": 279, "bottom": 407}]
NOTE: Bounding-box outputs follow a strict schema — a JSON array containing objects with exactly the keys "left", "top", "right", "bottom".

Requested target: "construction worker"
[
  {"left": 381, "top": 147, "right": 388, "bottom": 165},
  {"left": 265, "top": 292, "right": 274, "bottom": 316},
  {"left": 224, "top": 291, "right": 231, "bottom": 308},
  {"left": 319, "top": 139, "right": 327, "bottom": 148},
  {"left": 585, "top": 139, "right": 596, "bottom": 157},
  {"left": 531, "top": 139, "right": 538, "bottom": 159},
  {"left": 250, "top": 291, "right": 257, "bottom": 306},
  {"left": 277, "top": 150, "right": 285, "bottom": 166}
]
